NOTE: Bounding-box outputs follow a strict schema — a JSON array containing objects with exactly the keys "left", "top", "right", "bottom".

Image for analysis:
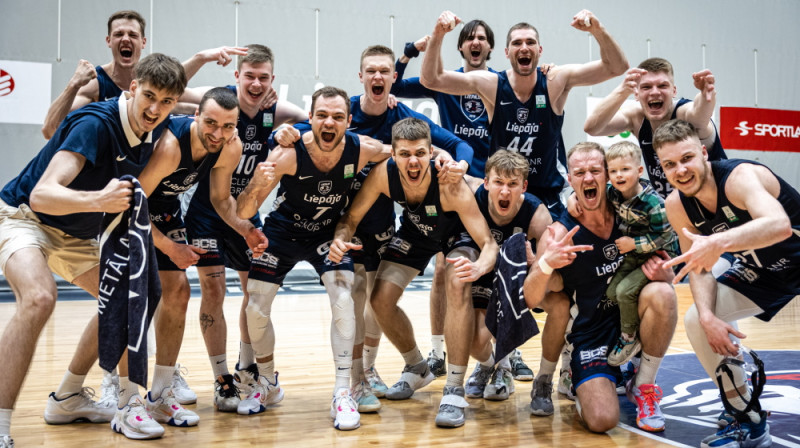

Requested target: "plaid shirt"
[{"left": 608, "top": 179, "right": 679, "bottom": 255}]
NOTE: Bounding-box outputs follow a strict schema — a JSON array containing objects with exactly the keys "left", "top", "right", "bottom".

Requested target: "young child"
[{"left": 603, "top": 141, "right": 678, "bottom": 366}]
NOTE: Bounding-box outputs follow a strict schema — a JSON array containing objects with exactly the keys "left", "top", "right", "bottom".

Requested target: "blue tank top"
[
  {"left": 638, "top": 98, "right": 727, "bottom": 198},
  {"left": 189, "top": 85, "right": 277, "bottom": 219},
  {"left": 266, "top": 133, "right": 361, "bottom": 237},
  {"left": 0, "top": 99, "right": 165, "bottom": 239},
  {"left": 386, "top": 159, "right": 460, "bottom": 244},
  {"left": 149, "top": 116, "right": 222, "bottom": 210},
  {"left": 490, "top": 69, "right": 567, "bottom": 194},
  {"left": 679, "top": 159, "right": 800, "bottom": 273},
  {"left": 392, "top": 63, "right": 496, "bottom": 176},
  {"left": 475, "top": 184, "right": 541, "bottom": 245},
  {"left": 555, "top": 211, "right": 624, "bottom": 342},
  {"left": 95, "top": 66, "right": 123, "bottom": 102}
]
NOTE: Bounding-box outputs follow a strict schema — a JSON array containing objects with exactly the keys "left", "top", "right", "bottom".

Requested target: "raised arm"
[
  {"left": 357, "top": 135, "right": 392, "bottom": 170},
  {"left": 420, "top": 11, "right": 498, "bottom": 102},
  {"left": 391, "top": 35, "right": 437, "bottom": 99},
  {"left": 236, "top": 145, "right": 294, "bottom": 219},
  {"left": 677, "top": 69, "right": 717, "bottom": 142},
  {"left": 583, "top": 68, "right": 643, "bottom": 136},
  {"left": 274, "top": 100, "right": 308, "bottom": 127},
  {"left": 42, "top": 60, "right": 99, "bottom": 139},
  {"left": 181, "top": 46, "right": 248, "bottom": 81}
]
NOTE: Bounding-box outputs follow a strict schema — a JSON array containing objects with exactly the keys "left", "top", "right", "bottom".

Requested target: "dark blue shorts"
[
  {"left": 248, "top": 227, "right": 353, "bottom": 285},
  {"left": 569, "top": 321, "right": 622, "bottom": 390},
  {"left": 380, "top": 225, "right": 458, "bottom": 272},
  {"left": 185, "top": 210, "right": 261, "bottom": 272},
  {"left": 719, "top": 260, "right": 800, "bottom": 321},
  {"left": 531, "top": 187, "right": 565, "bottom": 221},
  {"left": 350, "top": 223, "right": 394, "bottom": 272}
]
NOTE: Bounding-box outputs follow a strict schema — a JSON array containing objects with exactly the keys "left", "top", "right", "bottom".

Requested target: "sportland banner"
[{"left": 720, "top": 106, "right": 800, "bottom": 153}]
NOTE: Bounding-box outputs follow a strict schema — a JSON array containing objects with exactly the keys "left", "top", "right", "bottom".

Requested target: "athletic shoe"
[
  {"left": 510, "top": 349, "right": 534, "bottom": 381},
  {"left": 427, "top": 350, "right": 447, "bottom": 378},
  {"left": 385, "top": 361, "right": 435, "bottom": 400},
  {"left": 44, "top": 388, "right": 115, "bottom": 424},
  {"left": 435, "top": 386, "right": 469, "bottom": 428},
  {"left": 608, "top": 335, "right": 642, "bottom": 367},
  {"left": 351, "top": 380, "right": 381, "bottom": 413},
  {"left": 529, "top": 375, "right": 555, "bottom": 416},
  {"left": 171, "top": 364, "right": 197, "bottom": 405},
  {"left": 0, "top": 435, "right": 12, "bottom": 448},
  {"left": 717, "top": 410, "right": 735, "bottom": 428},
  {"left": 465, "top": 363, "right": 494, "bottom": 398},
  {"left": 98, "top": 371, "right": 119, "bottom": 409},
  {"left": 557, "top": 368, "right": 576, "bottom": 401},
  {"left": 626, "top": 382, "right": 665, "bottom": 432},
  {"left": 145, "top": 388, "right": 200, "bottom": 427},
  {"left": 214, "top": 374, "right": 241, "bottom": 413},
  {"left": 616, "top": 361, "right": 637, "bottom": 395},
  {"left": 364, "top": 366, "right": 388, "bottom": 398},
  {"left": 234, "top": 362, "right": 259, "bottom": 396},
  {"left": 237, "top": 372, "right": 284, "bottom": 415},
  {"left": 483, "top": 367, "right": 514, "bottom": 401},
  {"left": 330, "top": 388, "right": 360, "bottom": 431},
  {"left": 111, "top": 395, "right": 165, "bottom": 440},
  {"left": 701, "top": 412, "right": 771, "bottom": 448}
]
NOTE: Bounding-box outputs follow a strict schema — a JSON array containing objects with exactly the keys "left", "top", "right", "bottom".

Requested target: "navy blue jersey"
[
  {"left": 149, "top": 116, "right": 222, "bottom": 211},
  {"left": 265, "top": 133, "right": 360, "bottom": 237},
  {"left": 555, "top": 212, "right": 624, "bottom": 346},
  {"left": 392, "top": 61, "right": 495, "bottom": 176},
  {"left": 638, "top": 98, "right": 727, "bottom": 198},
  {"left": 386, "top": 159, "right": 460, "bottom": 245},
  {"left": 490, "top": 69, "right": 567, "bottom": 195},
  {"left": 679, "top": 159, "right": 800, "bottom": 319},
  {"left": 1, "top": 96, "right": 166, "bottom": 239},
  {"left": 475, "top": 184, "right": 541, "bottom": 245},
  {"left": 95, "top": 66, "right": 123, "bottom": 102},
  {"left": 188, "top": 85, "right": 277, "bottom": 220}
]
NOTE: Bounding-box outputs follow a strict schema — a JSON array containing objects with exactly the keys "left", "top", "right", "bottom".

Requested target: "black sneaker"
[
  {"left": 427, "top": 350, "right": 447, "bottom": 377},
  {"left": 214, "top": 374, "right": 240, "bottom": 412},
  {"left": 510, "top": 350, "right": 533, "bottom": 381}
]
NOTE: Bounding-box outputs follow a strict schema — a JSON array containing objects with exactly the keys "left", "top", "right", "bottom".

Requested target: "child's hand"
[{"left": 615, "top": 236, "right": 635, "bottom": 254}]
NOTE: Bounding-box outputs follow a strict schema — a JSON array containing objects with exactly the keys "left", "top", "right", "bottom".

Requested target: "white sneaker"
[
  {"left": 0, "top": 435, "right": 13, "bottom": 448},
  {"left": 330, "top": 388, "right": 360, "bottom": 431},
  {"left": 171, "top": 364, "right": 197, "bottom": 405},
  {"left": 44, "top": 388, "right": 115, "bottom": 424},
  {"left": 146, "top": 388, "right": 200, "bottom": 427},
  {"left": 111, "top": 395, "right": 165, "bottom": 440},
  {"left": 234, "top": 363, "right": 259, "bottom": 397},
  {"left": 557, "top": 368, "right": 576, "bottom": 401},
  {"left": 214, "top": 374, "right": 241, "bottom": 412},
  {"left": 237, "top": 372, "right": 284, "bottom": 415},
  {"left": 97, "top": 371, "right": 119, "bottom": 409}
]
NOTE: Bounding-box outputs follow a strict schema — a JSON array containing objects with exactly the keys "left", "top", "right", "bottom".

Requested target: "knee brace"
[{"left": 245, "top": 280, "right": 279, "bottom": 356}]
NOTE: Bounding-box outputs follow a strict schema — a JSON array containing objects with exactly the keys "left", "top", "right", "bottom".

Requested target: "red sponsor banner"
[{"left": 720, "top": 107, "right": 800, "bottom": 153}]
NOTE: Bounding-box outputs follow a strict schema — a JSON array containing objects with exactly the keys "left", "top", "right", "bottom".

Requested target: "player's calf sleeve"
[{"left": 245, "top": 280, "right": 279, "bottom": 358}]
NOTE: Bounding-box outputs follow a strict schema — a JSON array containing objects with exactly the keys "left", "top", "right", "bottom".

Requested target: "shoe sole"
[
  {"left": 334, "top": 420, "right": 361, "bottom": 431},
  {"left": 435, "top": 416, "right": 465, "bottom": 428},
  {"left": 530, "top": 406, "right": 555, "bottom": 417},
  {"left": 236, "top": 389, "right": 284, "bottom": 415},
  {"left": 513, "top": 373, "right": 534, "bottom": 381},
  {"left": 44, "top": 412, "right": 113, "bottom": 424},
  {"left": 357, "top": 402, "right": 381, "bottom": 413},
  {"left": 111, "top": 418, "right": 165, "bottom": 440}
]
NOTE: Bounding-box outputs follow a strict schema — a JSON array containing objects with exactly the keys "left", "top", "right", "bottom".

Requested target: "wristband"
[
  {"left": 537, "top": 256, "right": 554, "bottom": 275},
  {"left": 404, "top": 42, "right": 420, "bottom": 59}
]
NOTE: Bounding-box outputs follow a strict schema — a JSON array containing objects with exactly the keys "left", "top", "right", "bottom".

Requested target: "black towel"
[
  {"left": 485, "top": 232, "right": 540, "bottom": 362},
  {"left": 97, "top": 175, "right": 161, "bottom": 388}
]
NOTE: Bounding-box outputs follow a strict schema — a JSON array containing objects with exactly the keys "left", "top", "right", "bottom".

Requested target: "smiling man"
[
  {"left": 0, "top": 53, "right": 187, "bottom": 444},
  {"left": 583, "top": 57, "right": 727, "bottom": 198},
  {"left": 421, "top": 9, "right": 628, "bottom": 218}
]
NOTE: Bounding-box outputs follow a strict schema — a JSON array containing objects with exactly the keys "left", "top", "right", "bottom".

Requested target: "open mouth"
[
  {"left": 408, "top": 167, "right": 421, "bottom": 181},
  {"left": 648, "top": 100, "right": 664, "bottom": 110},
  {"left": 372, "top": 85, "right": 384, "bottom": 96},
  {"left": 143, "top": 112, "right": 158, "bottom": 126},
  {"left": 320, "top": 131, "right": 336, "bottom": 143},
  {"left": 247, "top": 89, "right": 263, "bottom": 100},
  {"left": 498, "top": 199, "right": 510, "bottom": 210},
  {"left": 120, "top": 48, "right": 133, "bottom": 59},
  {"left": 584, "top": 186, "right": 597, "bottom": 200},
  {"left": 471, "top": 50, "right": 481, "bottom": 58},
  {"left": 518, "top": 57, "right": 532, "bottom": 66},
  {"left": 676, "top": 174, "right": 694, "bottom": 186}
]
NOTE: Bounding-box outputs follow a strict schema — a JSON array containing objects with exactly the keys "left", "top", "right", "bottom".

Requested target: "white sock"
[
  {"left": 210, "top": 354, "right": 229, "bottom": 378},
  {"left": 497, "top": 354, "right": 511, "bottom": 370},
  {"left": 479, "top": 352, "right": 495, "bottom": 369},
  {"left": 537, "top": 358, "right": 558, "bottom": 380},
  {"left": 150, "top": 364, "right": 175, "bottom": 399},
  {"left": 445, "top": 364, "right": 467, "bottom": 387},
  {"left": 0, "top": 408, "right": 10, "bottom": 436},
  {"left": 239, "top": 342, "right": 255, "bottom": 368},
  {"left": 634, "top": 352, "right": 663, "bottom": 386},
  {"left": 401, "top": 347, "right": 424, "bottom": 367},
  {"left": 55, "top": 370, "right": 86, "bottom": 399},
  {"left": 118, "top": 376, "right": 138, "bottom": 407},
  {"left": 257, "top": 360, "right": 275, "bottom": 382},
  {"left": 363, "top": 345, "right": 379, "bottom": 370},
  {"left": 351, "top": 358, "right": 364, "bottom": 387},
  {"left": 431, "top": 335, "right": 445, "bottom": 358}
]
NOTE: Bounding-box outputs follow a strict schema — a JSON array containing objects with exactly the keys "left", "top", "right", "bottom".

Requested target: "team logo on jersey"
[
  {"left": 535, "top": 94, "right": 546, "bottom": 109},
  {"left": 318, "top": 180, "right": 332, "bottom": 195},
  {"left": 183, "top": 172, "right": 198, "bottom": 185},
  {"left": 491, "top": 229, "right": 504, "bottom": 243},
  {"left": 460, "top": 94, "right": 485, "bottom": 122},
  {"left": 603, "top": 243, "right": 618, "bottom": 260},
  {"left": 721, "top": 206, "right": 740, "bottom": 222},
  {"left": 408, "top": 213, "right": 421, "bottom": 224},
  {"left": 713, "top": 223, "right": 730, "bottom": 234},
  {"left": 516, "top": 108, "right": 529, "bottom": 123},
  {"left": 245, "top": 124, "right": 257, "bottom": 140}
]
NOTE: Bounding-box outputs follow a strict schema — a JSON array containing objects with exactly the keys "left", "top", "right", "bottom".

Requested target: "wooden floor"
[{"left": 2, "top": 284, "right": 798, "bottom": 447}]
